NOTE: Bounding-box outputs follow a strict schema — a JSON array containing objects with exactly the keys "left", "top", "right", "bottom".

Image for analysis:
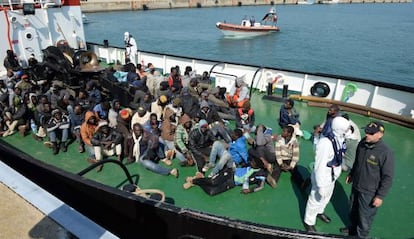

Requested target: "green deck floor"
[{"left": 2, "top": 91, "right": 414, "bottom": 238}]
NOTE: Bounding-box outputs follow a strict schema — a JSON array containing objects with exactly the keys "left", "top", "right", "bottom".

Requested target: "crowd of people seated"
[
  {"left": 0, "top": 50, "right": 359, "bottom": 195},
  {"left": 2, "top": 39, "right": 394, "bottom": 237}
]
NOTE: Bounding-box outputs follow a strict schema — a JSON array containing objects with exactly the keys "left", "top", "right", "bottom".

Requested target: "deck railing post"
[{"left": 282, "top": 84, "right": 288, "bottom": 99}]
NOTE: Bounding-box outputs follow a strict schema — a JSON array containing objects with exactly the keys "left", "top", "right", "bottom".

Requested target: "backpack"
[{"left": 193, "top": 167, "right": 235, "bottom": 196}]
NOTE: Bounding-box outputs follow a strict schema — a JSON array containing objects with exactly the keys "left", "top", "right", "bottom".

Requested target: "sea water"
[{"left": 84, "top": 3, "right": 414, "bottom": 87}]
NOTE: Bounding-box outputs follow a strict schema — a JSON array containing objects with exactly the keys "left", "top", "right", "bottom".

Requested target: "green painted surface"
[{"left": 2, "top": 91, "right": 414, "bottom": 238}]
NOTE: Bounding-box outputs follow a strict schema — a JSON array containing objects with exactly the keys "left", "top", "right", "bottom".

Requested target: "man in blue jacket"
[
  {"left": 203, "top": 128, "right": 249, "bottom": 177},
  {"left": 341, "top": 121, "right": 394, "bottom": 238}
]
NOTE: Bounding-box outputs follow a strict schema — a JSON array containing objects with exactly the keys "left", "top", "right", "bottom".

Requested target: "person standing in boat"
[
  {"left": 341, "top": 121, "right": 394, "bottom": 238},
  {"left": 341, "top": 113, "right": 361, "bottom": 172},
  {"left": 313, "top": 104, "right": 341, "bottom": 150},
  {"left": 249, "top": 16, "right": 255, "bottom": 27},
  {"left": 124, "top": 32, "right": 137, "bottom": 65},
  {"left": 320, "top": 104, "right": 341, "bottom": 138},
  {"left": 262, "top": 7, "right": 278, "bottom": 26},
  {"left": 303, "top": 116, "right": 351, "bottom": 232}
]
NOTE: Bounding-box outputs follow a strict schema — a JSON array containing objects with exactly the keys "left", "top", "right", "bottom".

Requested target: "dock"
[
  {"left": 0, "top": 161, "right": 118, "bottom": 239},
  {"left": 81, "top": 0, "right": 412, "bottom": 13}
]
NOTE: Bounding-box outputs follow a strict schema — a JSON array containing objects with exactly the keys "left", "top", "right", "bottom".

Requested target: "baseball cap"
[{"left": 364, "top": 121, "right": 385, "bottom": 134}]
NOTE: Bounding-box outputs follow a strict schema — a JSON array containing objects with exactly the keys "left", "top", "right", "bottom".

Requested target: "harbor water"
[{"left": 84, "top": 3, "right": 414, "bottom": 87}]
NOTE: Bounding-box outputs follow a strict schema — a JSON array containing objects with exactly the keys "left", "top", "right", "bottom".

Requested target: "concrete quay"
[{"left": 81, "top": 0, "right": 412, "bottom": 13}]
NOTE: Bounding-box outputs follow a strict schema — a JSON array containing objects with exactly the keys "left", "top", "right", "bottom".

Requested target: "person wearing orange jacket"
[{"left": 80, "top": 110, "right": 99, "bottom": 163}]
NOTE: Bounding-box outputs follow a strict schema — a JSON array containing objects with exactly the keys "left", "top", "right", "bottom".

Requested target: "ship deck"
[{"left": 1, "top": 90, "right": 413, "bottom": 238}]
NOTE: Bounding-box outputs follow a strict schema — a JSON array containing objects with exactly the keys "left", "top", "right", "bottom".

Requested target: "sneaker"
[
  {"left": 195, "top": 172, "right": 204, "bottom": 179},
  {"left": 78, "top": 144, "right": 85, "bottom": 153},
  {"left": 60, "top": 142, "right": 67, "bottom": 152},
  {"left": 87, "top": 157, "right": 98, "bottom": 164},
  {"left": 43, "top": 141, "right": 53, "bottom": 148},
  {"left": 303, "top": 222, "right": 316, "bottom": 232},
  {"left": 32, "top": 134, "right": 43, "bottom": 142},
  {"left": 170, "top": 168, "right": 179, "bottom": 178},
  {"left": 185, "top": 176, "right": 194, "bottom": 184},
  {"left": 202, "top": 163, "right": 214, "bottom": 173},
  {"left": 161, "top": 158, "right": 172, "bottom": 166},
  {"left": 183, "top": 181, "right": 194, "bottom": 190},
  {"left": 96, "top": 164, "right": 103, "bottom": 172}
]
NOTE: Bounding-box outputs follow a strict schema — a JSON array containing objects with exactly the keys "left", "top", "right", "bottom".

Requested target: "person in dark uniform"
[{"left": 341, "top": 121, "right": 394, "bottom": 238}]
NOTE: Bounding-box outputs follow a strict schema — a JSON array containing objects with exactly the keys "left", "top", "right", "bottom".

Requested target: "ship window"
[{"left": 23, "top": 3, "right": 35, "bottom": 15}]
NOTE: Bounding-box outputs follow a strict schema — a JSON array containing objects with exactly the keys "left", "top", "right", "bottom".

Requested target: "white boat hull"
[
  {"left": 87, "top": 43, "right": 414, "bottom": 123},
  {"left": 216, "top": 22, "right": 279, "bottom": 38}
]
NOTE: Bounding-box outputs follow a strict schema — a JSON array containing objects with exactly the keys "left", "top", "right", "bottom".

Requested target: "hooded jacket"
[
  {"left": 80, "top": 111, "right": 99, "bottom": 146},
  {"left": 174, "top": 114, "right": 192, "bottom": 153},
  {"left": 161, "top": 107, "right": 177, "bottom": 142},
  {"left": 188, "top": 119, "right": 216, "bottom": 159}
]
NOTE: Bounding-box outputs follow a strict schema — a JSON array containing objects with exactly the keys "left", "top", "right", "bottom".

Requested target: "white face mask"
[{"left": 344, "top": 127, "right": 353, "bottom": 139}]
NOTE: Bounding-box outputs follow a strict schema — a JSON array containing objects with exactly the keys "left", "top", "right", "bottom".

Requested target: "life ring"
[
  {"left": 310, "top": 81, "right": 330, "bottom": 97},
  {"left": 341, "top": 83, "right": 358, "bottom": 102}
]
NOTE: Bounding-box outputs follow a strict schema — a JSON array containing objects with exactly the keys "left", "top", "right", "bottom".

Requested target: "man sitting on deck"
[
  {"left": 46, "top": 109, "right": 70, "bottom": 155},
  {"left": 183, "top": 149, "right": 266, "bottom": 195},
  {"left": 91, "top": 120, "right": 123, "bottom": 172},
  {"left": 279, "top": 98, "right": 303, "bottom": 137},
  {"left": 226, "top": 77, "right": 250, "bottom": 108}
]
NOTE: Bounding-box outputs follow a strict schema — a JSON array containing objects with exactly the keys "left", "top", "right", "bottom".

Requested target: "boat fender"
[{"left": 310, "top": 82, "right": 330, "bottom": 97}]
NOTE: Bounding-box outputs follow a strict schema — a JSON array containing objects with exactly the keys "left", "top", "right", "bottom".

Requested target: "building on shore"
[{"left": 81, "top": 0, "right": 412, "bottom": 13}]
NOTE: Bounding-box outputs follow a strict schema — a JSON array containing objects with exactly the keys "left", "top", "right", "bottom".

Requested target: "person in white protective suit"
[
  {"left": 303, "top": 116, "right": 351, "bottom": 232},
  {"left": 124, "top": 32, "right": 137, "bottom": 65}
]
